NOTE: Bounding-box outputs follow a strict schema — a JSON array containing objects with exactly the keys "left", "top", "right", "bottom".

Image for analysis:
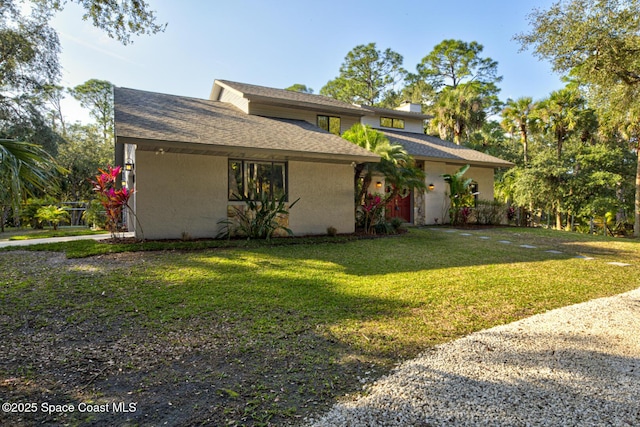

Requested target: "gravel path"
[{"left": 308, "top": 288, "right": 640, "bottom": 426}]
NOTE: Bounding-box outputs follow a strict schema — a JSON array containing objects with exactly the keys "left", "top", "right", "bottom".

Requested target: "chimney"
[{"left": 395, "top": 101, "right": 422, "bottom": 113}]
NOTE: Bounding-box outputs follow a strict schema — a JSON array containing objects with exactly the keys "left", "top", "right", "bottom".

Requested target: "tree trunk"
[{"left": 635, "top": 147, "right": 640, "bottom": 237}]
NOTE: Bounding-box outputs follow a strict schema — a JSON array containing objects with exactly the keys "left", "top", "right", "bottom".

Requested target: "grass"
[
  {"left": 0, "top": 226, "right": 106, "bottom": 241},
  {"left": 1, "top": 227, "right": 639, "bottom": 426}
]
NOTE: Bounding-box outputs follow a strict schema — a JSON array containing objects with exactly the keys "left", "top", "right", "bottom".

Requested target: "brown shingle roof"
[
  {"left": 114, "top": 87, "right": 380, "bottom": 163},
  {"left": 214, "top": 80, "right": 365, "bottom": 115},
  {"left": 383, "top": 130, "right": 513, "bottom": 168}
]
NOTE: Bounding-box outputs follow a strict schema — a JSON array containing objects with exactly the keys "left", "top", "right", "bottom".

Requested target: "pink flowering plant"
[
  {"left": 357, "top": 193, "right": 386, "bottom": 234},
  {"left": 91, "top": 166, "right": 132, "bottom": 238}
]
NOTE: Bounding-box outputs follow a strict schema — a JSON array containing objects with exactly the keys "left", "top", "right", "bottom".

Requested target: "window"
[
  {"left": 317, "top": 115, "right": 341, "bottom": 135},
  {"left": 380, "top": 117, "right": 405, "bottom": 129},
  {"left": 228, "top": 160, "right": 287, "bottom": 201}
]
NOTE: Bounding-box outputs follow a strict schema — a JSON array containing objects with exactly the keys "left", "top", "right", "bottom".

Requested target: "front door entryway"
[{"left": 386, "top": 192, "right": 411, "bottom": 223}]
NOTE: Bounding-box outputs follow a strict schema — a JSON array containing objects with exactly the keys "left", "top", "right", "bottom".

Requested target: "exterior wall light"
[
  {"left": 124, "top": 161, "right": 134, "bottom": 171},
  {"left": 376, "top": 181, "right": 382, "bottom": 189},
  {"left": 428, "top": 183, "right": 435, "bottom": 191}
]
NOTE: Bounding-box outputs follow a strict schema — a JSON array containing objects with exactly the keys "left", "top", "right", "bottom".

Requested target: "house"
[{"left": 114, "top": 80, "right": 512, "bottom": 239}]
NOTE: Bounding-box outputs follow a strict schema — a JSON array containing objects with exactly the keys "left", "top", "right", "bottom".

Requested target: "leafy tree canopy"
[
  {"left": 69, "top": 79, "right": 113, "bottom": 140},
  {"left": 285, "top": 84, "right": 313, "bottom": 94},
  {"left": 45, "top": 0, "right": 166, "bottom": 45},
  {"left": 320, "top": 43, "right": 406, "bottom": 106},
  {"left": 416, "top": 39, "right": 502, "bottom": 91}
]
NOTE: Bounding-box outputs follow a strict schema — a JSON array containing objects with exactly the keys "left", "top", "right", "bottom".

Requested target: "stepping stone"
[
  {"left": 479, "top": 236, "right": 490, "bottom": 240},
  {"left": 607, "top": 262, "right": 632, "bottom": 267},
  {"left": 498, "top": 240, "right": 512, "bottom": 244},
  {"left": 459, "top": 233, "right": 472, "bottom": 236},
  {"left": 545, "top": 250, "right": 563, "bottom": 254},
  {"left": 575, "top": 255, "right": 595, "bottom": 260},
  {"left": 520, "top": 244, "right": 537, "bottom": 249},
  {"left": 444, "top": 230, "right": 458, "bottom": 233}
]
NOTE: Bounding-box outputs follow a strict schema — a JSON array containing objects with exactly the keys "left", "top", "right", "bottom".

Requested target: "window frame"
[
  {"left": 228, "top": 159, "right": 288, "bottom": 202},
  {"left": 317, "top": 115, "right": 341, "bottom": 135},
  {"left": 380, "top": 117, "right": 405, "bottom": 129}
]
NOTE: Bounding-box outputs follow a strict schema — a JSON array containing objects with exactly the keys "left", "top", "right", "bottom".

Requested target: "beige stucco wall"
[
  {"left": 421, "top": 162, "right": 496, "bottom": 225},
  {"left": 133, "top": 151, "right": 228, "bottom": 239},
  {"left": 132, "top": 151, "right": 356, "bottom": 239},
  {"left": 247, "top": 103, "right": 361, "bottom": 134},
  {"left": 288, "top": 161, "right": 356, "bottom": 234},
  {"left": 360, "top": 114, "right": 424, "bottom": 134}
]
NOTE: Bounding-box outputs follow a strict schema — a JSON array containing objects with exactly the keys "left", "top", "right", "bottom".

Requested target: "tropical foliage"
[
  {"left": 91, "top": 166, "right": 132, "bottom": 238},
  {"left": 35, "top": 205, "right": 69, "bottom": 230},
  {"left": 342, "top": 124, "right": 425, "bottom": 233},
  {"left": 217, "top": 192, "right": 299, "bottom": 240},
  {"left": 443, "top": 165, "right": 475, "bottom": 225}
]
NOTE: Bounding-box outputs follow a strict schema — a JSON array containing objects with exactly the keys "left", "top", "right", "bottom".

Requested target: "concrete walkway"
[{"left": 0, "top": 232, "right": 135, "bottom": 248}]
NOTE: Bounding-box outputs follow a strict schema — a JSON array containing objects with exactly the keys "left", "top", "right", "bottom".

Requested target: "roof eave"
[
  {"left": 117, "top": 136, "right": 381, "bottom": 164},
  {"left": 412, "top": 154, "right": 514, "bottom": 168}
]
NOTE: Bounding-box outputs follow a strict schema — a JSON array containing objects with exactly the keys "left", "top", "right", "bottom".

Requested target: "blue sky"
[{"left": 51, "top": 0, "right": 564, "bottom": 122}]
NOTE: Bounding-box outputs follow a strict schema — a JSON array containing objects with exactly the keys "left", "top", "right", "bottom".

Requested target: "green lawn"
[
  {"left": 1, "top": 227, "right": 639, "bottom": 426},
  {"left": 0, "top": 226, "right": 106, "bottom": 241}
]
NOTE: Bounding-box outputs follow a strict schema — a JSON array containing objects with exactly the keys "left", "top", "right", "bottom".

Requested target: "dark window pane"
[
  {"left": 271, "top": 163, "right": 286, "bottom": 199},
  {"left": 228, "top": 160, "right": 243, "bottom": 200},
  {"left": 229, "top": 160, "right": 288, "bottom": 201},
  {"left": 317, "top": 115, "right": 329, "bottom": 132}
]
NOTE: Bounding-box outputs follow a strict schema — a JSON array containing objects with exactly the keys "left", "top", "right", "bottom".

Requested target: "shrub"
[
  {"left": 326, "top": 226, "right": 338, "bottom": 237},
  {"left": 91, "top": 166, "right": 133, "bottom": 238},
  {"left": 217, "top": 192, "right": 299, "bottom": 240},
  {"left": 356, "top": 193, "right": 386, "bottom": 234},
  {"left": 83, "top": 199, "right": 107, "bottom": 230},
  {"left": 35, "top": 205, "right": 70, "bottom": 230},
  {"left": 390, "top": 216, "right": 406, "bottom": 232},
  {"left": 475, "top": 200, "right": 507, "bottom": 225}
]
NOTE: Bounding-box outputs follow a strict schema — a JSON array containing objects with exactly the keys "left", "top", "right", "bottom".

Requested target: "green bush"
[
  {"left": 35, "top": 205, "right": 70, "bottom": 230},
  {"left": 83, "top": 199, "right": 107, "bottom": 230},
  {"left": 217, "top": 192, "right": 299, "bottom": 240},
  {"left": 474, "top": 200, "right": 507, "bottom": 225}
]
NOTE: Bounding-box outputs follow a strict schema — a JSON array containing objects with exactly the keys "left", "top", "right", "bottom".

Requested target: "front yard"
[{"left": 1, "top": 227, "right": 639, "bottom": 426}]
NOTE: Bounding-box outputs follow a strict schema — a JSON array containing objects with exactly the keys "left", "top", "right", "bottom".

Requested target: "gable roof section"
[
  {"left": 212, "top": 80, "right": 366, "bottom": 115},
  {"left": 114, "top": 87, "right": 380, "bottom": 163},
  {"left": 383, "top": 130, "right": 513, "bottom": 168}
]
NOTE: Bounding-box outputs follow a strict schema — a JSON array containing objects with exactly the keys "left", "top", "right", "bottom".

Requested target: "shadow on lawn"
[
  {"left": 2, "top": 229, "right": 639, "bottom": 426},
  {"left": 0, "top": 250, "right": 408, "bottom": 427}
]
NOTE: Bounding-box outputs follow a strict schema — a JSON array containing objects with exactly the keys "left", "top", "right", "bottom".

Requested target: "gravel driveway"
[{"left": 308, "top": 288, "right": 640, "bottom": 426}]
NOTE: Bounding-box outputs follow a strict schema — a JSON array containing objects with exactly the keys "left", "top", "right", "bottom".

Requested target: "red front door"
[{"left": 386, "top": 193, "right": 412, "bottom": 223}]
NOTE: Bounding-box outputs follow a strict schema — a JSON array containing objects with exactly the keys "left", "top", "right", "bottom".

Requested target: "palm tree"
[
  {"left": 533, "top": 88, "right": 586, "bottom": 159},
  {"left": 342, "top": 124, "right": 409, "bottom": 205},
  {"left": 501, "top": 97, "right": 535, "bottom": 165},
  {"left": 0, "top": 139, "right": 61, "bottom": 231},
  {"left": 429, "top": 83, "right": 486, "bottom": 144}
]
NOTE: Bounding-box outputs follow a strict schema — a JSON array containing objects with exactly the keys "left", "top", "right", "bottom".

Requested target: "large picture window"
[
  {"left": 317, "top": 115, "right": 341, "bottom": 135},
  {"left": 228, "top": 160, "right": 287, "bottom": 201}
]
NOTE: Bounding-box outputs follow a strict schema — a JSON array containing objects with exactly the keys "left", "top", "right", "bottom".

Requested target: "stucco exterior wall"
[
  {"left": 288, "top": 161, "right": 355, "bottom": 234},
  {"left": 360, "top": 114, "right": 424, "bottom": 134},
  {"left": 133, "top": 151, "right": 228, "bottom": 239},
  {"left": 421, "top": 162, "right": 495, "bottom": 225},
  {"left": 247, "top": 103, "right": 360, "bottom": 134},
  {"left": 133, "top": 151, "right": 356, "bottom": 239}
]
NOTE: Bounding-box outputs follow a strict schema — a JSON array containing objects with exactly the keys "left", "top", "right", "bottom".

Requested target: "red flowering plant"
[
  {"left": 91, "top": 166, "right": 133, "bottom": 239},
  {"left": 357, "top": 193, "right": 386, "bottom": 234}
]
